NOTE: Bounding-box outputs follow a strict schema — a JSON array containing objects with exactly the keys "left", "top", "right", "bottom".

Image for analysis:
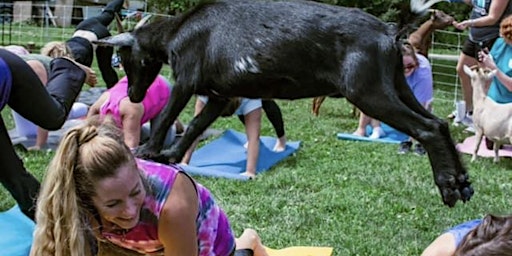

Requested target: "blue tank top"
[
  {"left": 446, "top": 219, "right": 482, "bottom": 247},
  {"left": 488, "top": 37, "right": 512, "bottom": 103}
]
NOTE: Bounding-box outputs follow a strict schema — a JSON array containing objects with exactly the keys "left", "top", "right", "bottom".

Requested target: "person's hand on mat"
[
  {"left": 240, "top": 171, "right": 256, "bottom": 179},
  {"left": 27, "top": 145, "right": 41, "bottom": 151}
]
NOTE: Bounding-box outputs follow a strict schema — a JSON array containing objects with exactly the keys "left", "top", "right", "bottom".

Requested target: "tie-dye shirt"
[{"left": 100, "top": 159, "right": 236, "bottom": 255}]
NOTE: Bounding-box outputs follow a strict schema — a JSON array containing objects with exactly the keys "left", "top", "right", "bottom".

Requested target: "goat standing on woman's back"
[{"left": 463, "top": 65, "right": 512, "bottom": 162}]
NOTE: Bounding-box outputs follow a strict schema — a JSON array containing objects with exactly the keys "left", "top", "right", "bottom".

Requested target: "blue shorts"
[{"left": 197, "top": 96, "right": 262, "bottom": 116}]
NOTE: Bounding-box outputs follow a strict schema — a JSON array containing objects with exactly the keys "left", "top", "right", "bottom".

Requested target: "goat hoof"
[
  {"left": 134, "top": 143, "right": 161, "bottom": 160},
  {"left": 439, "top": 173, "right": 473, "bottom": 207},
  {"left": 150, "top": 153, "right": 171, "bottom": 164},
  {"left": 151, "top": 149, "right": 182, "bottom": 164}
]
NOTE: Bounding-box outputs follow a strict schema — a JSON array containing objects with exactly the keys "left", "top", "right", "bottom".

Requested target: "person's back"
[
  {"left": 99, "top": 75, "right": 170, "bottom": 126},
  {"left": 88, "top": 74, "right": 171, "bottom": 148}
]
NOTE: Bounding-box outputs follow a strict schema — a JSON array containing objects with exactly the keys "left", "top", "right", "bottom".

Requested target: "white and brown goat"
[{"left": 463, "top": 65, "right": 512, "bottom": 163}]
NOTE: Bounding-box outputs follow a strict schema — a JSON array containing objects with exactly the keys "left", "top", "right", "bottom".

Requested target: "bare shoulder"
[
  {"left": 158, "top": 172, "right": 199, "bottom": 253},
  {"left": 160, "top": 172, "right": 198, "bottom": 223},
  {"left": 421, "top": 233, "right": 456, "bottom": 256}
]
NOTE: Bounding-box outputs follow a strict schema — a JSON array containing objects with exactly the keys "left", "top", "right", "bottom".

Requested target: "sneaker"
[
  {"left": 414, "top": 143, "right": 426, "bottom": 156},
  {"left": 461, "top": 114, "right": 473, "bottom": 127},
  {"left": 398, "top": 141, "right": 412, "bottom": 154},
  {"left": 464, "top": 125, "right": 475, "bottom": 133},
  {"left": 447, "top": 110, "right": 457, "bottom": 119},
  {"left": 369, "top": 127, "right": 385, "bottom": 139}
]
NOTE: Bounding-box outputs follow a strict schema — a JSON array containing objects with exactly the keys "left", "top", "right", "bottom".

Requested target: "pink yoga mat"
[{"left": 456, "top": 135, "right": 512, "bottom": 158}]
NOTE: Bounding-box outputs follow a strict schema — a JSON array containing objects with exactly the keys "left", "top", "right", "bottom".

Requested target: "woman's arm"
[
  {"left": 87, "top": 92, "right": 109, "bottom": 118},
  {"left": 119, "top": 98, "right": 144, "bottom": 149},
  {"left": 30, "top": 127, "right": 49, "bottom": 150},
  {"left": 181, "top": 98, "right": 205, "bottom": 165},
  {"left": 159, "top": 173, "right": 199, "bottom": 256},
  {"left": 244, "top": 107, "right": 262, "bottom": 176},
  {"left": 421, "top": 233, "right": 457, "bottom": 256},
  {"left": 455, "top": 0, "right": 510, "bottom": 29}
]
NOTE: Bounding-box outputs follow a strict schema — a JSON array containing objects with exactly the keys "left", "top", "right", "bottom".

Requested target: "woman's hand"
[
  {"left": 478, "top": 49, "right": 497, "bottom": 70},
  {"left": 452, "top": 20, "right": 471, "bottom": 30}
]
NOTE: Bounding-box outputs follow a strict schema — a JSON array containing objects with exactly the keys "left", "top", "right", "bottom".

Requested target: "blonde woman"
[
  {"left": 42, "top": 0, "right": 124, "bottom": 88},
  {"left": 31, "top": 116, "right": 269, "bottom": 256}
]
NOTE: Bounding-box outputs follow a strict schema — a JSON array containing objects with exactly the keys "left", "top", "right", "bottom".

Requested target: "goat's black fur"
[{"left": 95, "top": 0, "right": 473, "bottom": 207}]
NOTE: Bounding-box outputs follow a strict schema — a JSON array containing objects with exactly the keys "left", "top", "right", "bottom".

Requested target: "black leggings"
[
  {"left": 238, "top": 99, "right": 285, "bottom": 138},
  {"left": 69, "top": 0, "right": 124, "bottom": 88},
  {"left": 0, "top": 49, "right": 86, "bottom": 220}
]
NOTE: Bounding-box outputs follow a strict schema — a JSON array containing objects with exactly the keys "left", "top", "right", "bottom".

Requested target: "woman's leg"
[
  {"left": 261, "top": 100, "right": 286, "bottom": 152},
  {"left": 455, "top": 52, "right": 478, "bottom": 113},
  {"left": 95, "top": 0, "right": 124, "bottom": 27},
  {"left": 6, "top": 55, "right": 87, "bottom": 129},
  {"left": 0, "top": 118, "right": 40, "bottom": 220},
  {"left": 353, "top": 111, "right": 371, "bottom": 136},
  {"left": 243, "top": 108, "right": 262, "bottom": 177},
  {"left": 95, "top": 45, "right": 118, "bottom": 88},
  {"left": 261, "top": 100, "right": 285, "bottom": 138}
]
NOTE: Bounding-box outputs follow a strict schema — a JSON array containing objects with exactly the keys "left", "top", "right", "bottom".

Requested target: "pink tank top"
[{"left": 99, "top": 75, "right": 170, "bottom": 127}]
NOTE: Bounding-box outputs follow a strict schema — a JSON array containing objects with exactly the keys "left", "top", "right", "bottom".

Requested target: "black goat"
[{"left": 95, "top": 0, "right": 473, "bottom": 207}]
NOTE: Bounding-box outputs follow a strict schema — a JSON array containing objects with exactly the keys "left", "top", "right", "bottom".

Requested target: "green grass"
[
  {"left": 2, "top": 29, "right": 512, "bottom": 255},
  {"left": 3, "top": 89, "right": 512, "bottom": 255}
]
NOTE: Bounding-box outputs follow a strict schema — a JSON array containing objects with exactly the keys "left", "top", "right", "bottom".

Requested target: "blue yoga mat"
[
  {"left": 0, "top": 205, "right": 35, "bottom": 256},
  {"left": 179, "top": 129, "right": 301, "bottom": 180},
  {"left": 337, "top": 123, "right": 409, "bottom": 144}
]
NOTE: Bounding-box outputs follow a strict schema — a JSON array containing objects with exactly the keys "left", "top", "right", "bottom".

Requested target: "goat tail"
[{"left": 395, "top": 0, "right": 449, "bottom": 40}]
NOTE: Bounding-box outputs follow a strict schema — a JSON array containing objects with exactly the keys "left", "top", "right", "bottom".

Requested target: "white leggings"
[{"left": 12, "top": 102, "right": 89, "bottom": 137}]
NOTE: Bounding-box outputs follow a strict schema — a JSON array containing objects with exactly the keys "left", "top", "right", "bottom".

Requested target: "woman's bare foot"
[
  {"left": 273, "top": 136, "right": 287, "bottom": 152},
  {"left": 236, "top": 228, "right": 269, "bottom": 256},
  {"left": 352, "top": 128, "right": 366, "bottom": 137},
  {"left": 61, "top": 57, "right": 97, "bottom": 87}
]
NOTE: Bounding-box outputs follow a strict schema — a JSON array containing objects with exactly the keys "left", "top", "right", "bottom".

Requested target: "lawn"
[{"left": 2, "top": 27, "right": 512, "bottom": 256}]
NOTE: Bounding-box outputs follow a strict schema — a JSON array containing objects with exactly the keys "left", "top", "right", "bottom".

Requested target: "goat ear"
[
  {"left": 134, "top": 14, "right": 153, "bottom": 30},
  {"left": 114, "top": 13, "right": 124, "bottom": 33},
  {"left": 93, "top": 33, "right": 135, "bottom": 47},
  {"left": 463, "top": 65, "right": 474, "bottom": 77}
]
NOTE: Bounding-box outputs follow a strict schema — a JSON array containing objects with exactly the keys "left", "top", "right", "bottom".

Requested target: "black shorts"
[{"left": 461, "top": 37, "right": 498, "bottom": 59}]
